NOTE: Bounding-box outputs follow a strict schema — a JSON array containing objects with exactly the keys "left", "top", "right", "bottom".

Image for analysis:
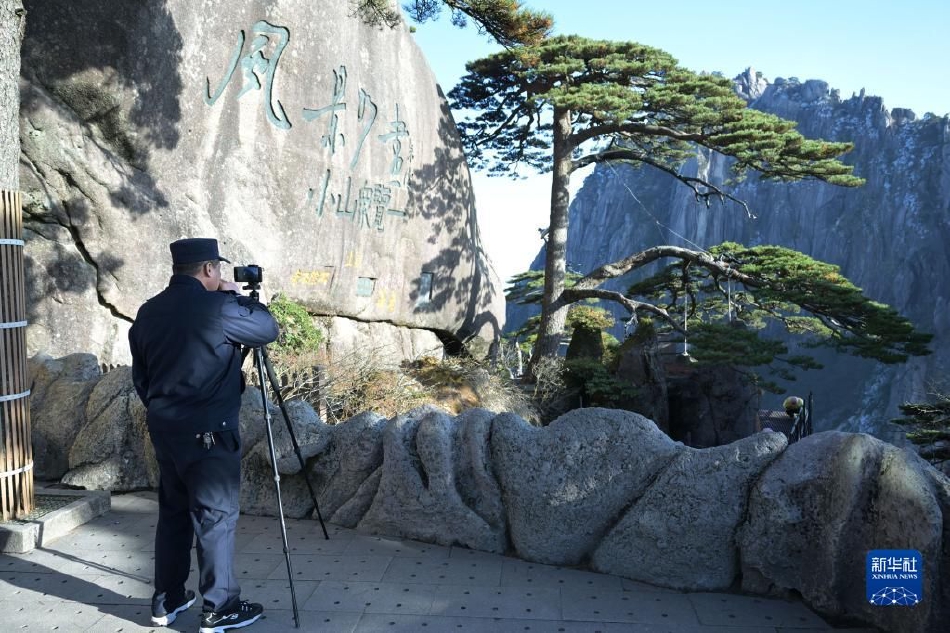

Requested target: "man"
[{"left": 129, "top": 238, "right": 279, "bottom": 632}]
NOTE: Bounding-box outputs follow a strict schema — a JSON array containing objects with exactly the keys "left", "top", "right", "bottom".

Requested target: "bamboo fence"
[{"left": 0, "top": 189, "right": 32, "bottom": 521}]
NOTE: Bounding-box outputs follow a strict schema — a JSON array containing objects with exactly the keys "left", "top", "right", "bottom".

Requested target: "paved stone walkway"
[{"left": 0, "top": 492, "right": 876, "bottom": 632}]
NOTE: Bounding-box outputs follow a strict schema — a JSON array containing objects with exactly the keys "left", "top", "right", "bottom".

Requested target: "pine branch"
[
  {"left": 574, "top": 245, "right": 757, "bottom": 291},
  {"left": 404, "top": 0, "right": 553, "bottom": 47},
  {"left": 571, "top": 147, "right": 753, "bottom": 216},
  {"left": 559, "top": 287, "right": 687, "bottom": 336}
]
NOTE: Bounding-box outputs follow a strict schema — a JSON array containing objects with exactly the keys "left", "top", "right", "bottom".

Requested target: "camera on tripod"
[
  {"left": 235, "top": 256, "right": 329, "bottom": 626},
  {"left": 233, "top": 264, "right": 264, "bottom": 285}
]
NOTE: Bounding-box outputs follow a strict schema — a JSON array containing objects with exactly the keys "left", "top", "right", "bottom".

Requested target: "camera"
[{"left": 233, "top": 264, "right": 264, "bottom": 284}]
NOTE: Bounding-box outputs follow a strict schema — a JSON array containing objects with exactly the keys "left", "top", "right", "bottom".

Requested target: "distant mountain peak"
[{"left": 733, "top": 67, "right": 770, "bottom": 101}]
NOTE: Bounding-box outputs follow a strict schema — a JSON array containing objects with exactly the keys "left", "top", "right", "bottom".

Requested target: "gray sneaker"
[
  {"left": 150, "top": 589, "right": 196, "bottom": 626},
  {"left": 198, "top": 600, "right": 263, "bottom": 632}
]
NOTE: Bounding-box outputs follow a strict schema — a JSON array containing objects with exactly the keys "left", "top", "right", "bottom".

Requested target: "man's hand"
[{"left": 218, "top": 280, "right": 242, "bottom": 293}]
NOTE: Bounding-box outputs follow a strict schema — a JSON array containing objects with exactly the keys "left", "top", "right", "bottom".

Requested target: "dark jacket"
[{"left": 129, "top": 275, "right": 279, "bottom": 434}]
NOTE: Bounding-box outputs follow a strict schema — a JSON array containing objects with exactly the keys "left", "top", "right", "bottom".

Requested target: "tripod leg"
[
  {"left": 254, "top": 348, "right": 300, "bottom": 628},
  {"left": 260, "top": 346, "right": 330, "bottom": 540}
]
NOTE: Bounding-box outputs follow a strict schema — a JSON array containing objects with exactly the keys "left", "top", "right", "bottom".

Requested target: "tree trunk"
[
  {"left": 0, "top": 0, "right": 27, "bottom": 522},
  {"left": 0, "top": 0, "right": 23, "bottom": 190},
  {"left": 531, "top": 106, "right": 573, "bottom": 367}
]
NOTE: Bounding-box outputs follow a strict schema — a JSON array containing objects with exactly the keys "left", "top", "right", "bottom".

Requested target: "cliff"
[
  {"left": 19, "top": 0, "right": 504, "bottom": 364},
  {"left": 510, "top": 68, "right": 950, "bottom": 433}
]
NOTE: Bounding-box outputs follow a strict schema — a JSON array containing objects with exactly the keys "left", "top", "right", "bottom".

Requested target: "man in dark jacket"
[{"left": 129, "top": 238, "right": 278, "bottom": 632}]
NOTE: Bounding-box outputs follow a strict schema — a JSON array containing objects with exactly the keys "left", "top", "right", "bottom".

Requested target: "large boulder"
[
  {"left": 490, "top": 408, "right": 684, "bottom": 565},
  {"left": 28, "top": 353, "right": 102, "bottom": 479},
  {"left": 20, "top": 0, "right": 503, "bottom": 366},
  {"left": 590, "top": 430, "right": 787, "bottom": 589},
  {"left": 61, "top": 366, "right": 155, "bottom": 490},
  {"left": 239, "top": 393, "right": 332, "bottom": 518},
  {"left": 739, "top": 431, "right": 949, "bottom": 633},
  {"left": 449, "top": 408, "right": 506, "bottom": 538},
  {"left": 29, "top": 354, "right": 331, "bottom": 508}
]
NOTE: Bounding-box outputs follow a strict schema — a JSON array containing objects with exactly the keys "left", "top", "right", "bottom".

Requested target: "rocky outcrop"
[
  {"left": 31, "top": 353, "right": 950, "bottom": 633},
  {"left": 740, "top": 432, "right": 949, "bottom": 633},
  {"left": 238, "top": 393, "right": 332, "bottom": 518},
  {"left": 61, "top": 365, "right": 155, "bottom": 491},
  {"left": 310, "top": 410, "right": 386, "bottom": 525},
  {"left": 324, "top": 317, "right": 444, "bottom": 369},
  {"left": 613, "top": 336, "right": 760, "bottom": 446},
  {"left": 29, "top": 353, "right": 102, "bottom": 479},
  {"left": 19, "top": 0, "right": 503, "bottom": 366},
  {"left": 509, "top": 68, "right": 950, "bottom": 434},
  {"left": 664, "top": 361, "right": 760, "bottom": 447}
]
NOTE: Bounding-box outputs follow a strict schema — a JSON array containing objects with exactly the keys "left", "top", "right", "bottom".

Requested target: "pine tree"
[
  {"left": 356, "top": 1, "right": 552, "bottom": 46},
  {"left": 449, "top": 35, "right": 864, "bottom": 370},
  {"left": 507, "top": 242, "right": 931, "bottom": 392},
  {"left": 893, "top": 394, "right": 950, "bottom": 467}
]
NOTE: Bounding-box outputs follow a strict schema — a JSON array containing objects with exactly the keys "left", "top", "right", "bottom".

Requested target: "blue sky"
[{"left": 410, "top": 1, "right": 950, "bottom": 283}]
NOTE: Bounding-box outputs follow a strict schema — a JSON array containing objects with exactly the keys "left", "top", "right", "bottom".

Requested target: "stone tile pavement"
[{"left": 0, "top": 492, "right": 878, "bottom": 632}]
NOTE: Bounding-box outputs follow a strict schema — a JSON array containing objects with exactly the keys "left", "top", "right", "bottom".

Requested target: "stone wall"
[{"left": 31, "top": 353, "right": 950, "bottom": 633}]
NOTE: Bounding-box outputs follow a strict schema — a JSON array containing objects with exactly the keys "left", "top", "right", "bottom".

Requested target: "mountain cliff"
[
  {"left": 509, "top": 69, "right": 950, "bottom": 434},
  {"left": 19, "top": 0, "right": 504, "bottom": 365}
]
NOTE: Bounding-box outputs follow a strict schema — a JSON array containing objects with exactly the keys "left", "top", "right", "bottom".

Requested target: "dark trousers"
[{"left": 149, "top": 429, "right": 242, "bottom": 613}]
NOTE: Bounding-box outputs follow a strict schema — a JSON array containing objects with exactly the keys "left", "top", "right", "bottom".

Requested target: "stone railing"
[{"left": 27, "top": 353, "right": 950, "bottom": 633}]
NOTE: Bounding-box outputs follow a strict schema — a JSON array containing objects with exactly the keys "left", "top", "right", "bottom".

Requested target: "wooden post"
[
  {"left": 314, "top": 365, "right": 327, "bottom": 422},
  {"left": 0, "top": 188, "right": 32, "bottom": 521}
]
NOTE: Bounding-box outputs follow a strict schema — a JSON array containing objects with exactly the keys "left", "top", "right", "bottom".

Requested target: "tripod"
[{"left": 245, "top": 283, "right": 329, "bottom": 628}]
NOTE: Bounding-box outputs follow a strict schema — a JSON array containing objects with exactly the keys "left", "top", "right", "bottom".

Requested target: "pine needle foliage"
[
  {"left": 505, "top": 269, "right": 605, "bottom": 350},
  {"left": 405, "top": 1, "right": 552, "bottom": 46},
  {"left": 508, "top": 243, "right": 931, "bottom": 393},
  {"left": 449, "top": 35, "right": 863, "bottom": 188},
  {"left": 355, "top": 0, "right": 552, "bottom": 46},
  {"left": 504, "top": 269, "right": 580, "bottom": 305},
  {"left": 352, "top": 0, "right": 402, "bottom": 28},
  {"left": 892, "top": 391, "right": 950, "bottom": 466},
  {"left": 624, "top": 242, "right": 932, "bottom": 390}
]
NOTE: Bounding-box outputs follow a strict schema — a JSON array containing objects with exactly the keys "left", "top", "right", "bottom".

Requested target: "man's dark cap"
[{"left": 169, "top": 238, "right": 231, "bottom": 265}]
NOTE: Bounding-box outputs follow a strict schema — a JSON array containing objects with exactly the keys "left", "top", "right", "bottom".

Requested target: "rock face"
[
  {"left": 664, "top": 361, "right": 760, "bottom": 447},
  {"left": 613, "top": 337, "right": 760, "bottom": 445},
  {"left": 19, "top": 0, "right": 503, "bottom": 366},
  {"left": 323, "top": 317, "right": 444, "bottom": 369},
  {"left": 28, "top": 353, "right": 102, "bottom": 479},
  {"left": 310, "top": 410, "right": 386, "bottom": 525},
  {"left": 508, "top": 68, "right": 950, "bottom": 433},
  {"left": 31, "top": 353, "right": 950, "bottom": 633}
]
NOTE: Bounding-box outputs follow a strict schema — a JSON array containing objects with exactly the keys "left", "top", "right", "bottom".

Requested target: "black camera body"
[{"left": 233, "top": 264, "right": 264, "bottom": 284}]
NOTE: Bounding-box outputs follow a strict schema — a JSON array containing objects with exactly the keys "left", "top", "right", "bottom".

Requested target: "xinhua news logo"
[{"left": 866, "top": 550, "right": 923, "bottom": 606}]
